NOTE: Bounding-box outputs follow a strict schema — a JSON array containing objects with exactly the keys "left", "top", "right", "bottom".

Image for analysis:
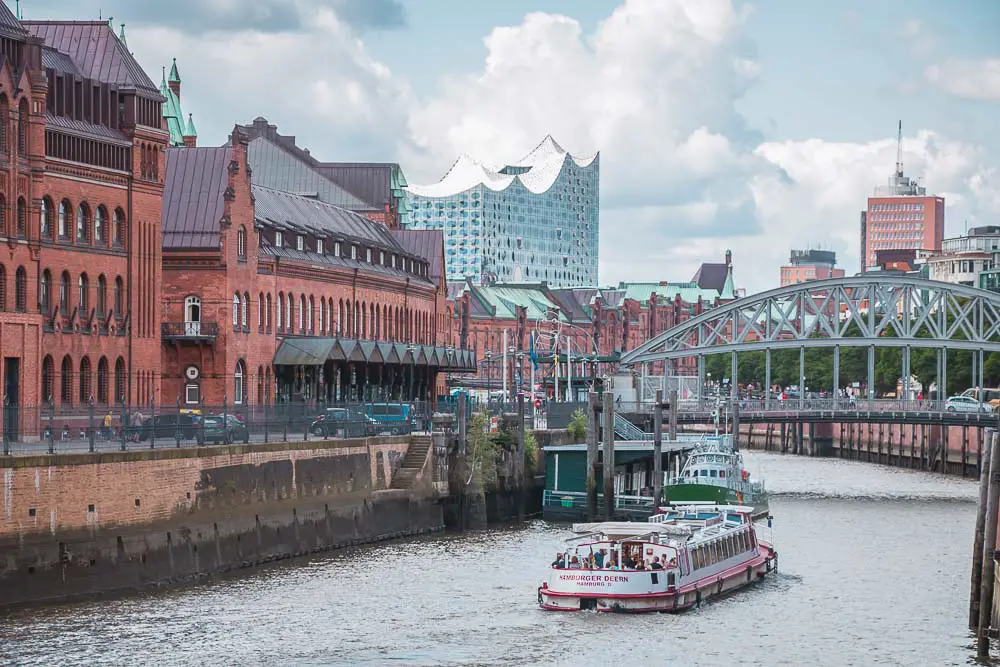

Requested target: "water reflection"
[{"left": 0, "top": 453, "right": 981, "bottom": 666}]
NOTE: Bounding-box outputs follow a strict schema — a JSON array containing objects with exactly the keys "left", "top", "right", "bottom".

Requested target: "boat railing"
[
  {"left": 667, "top": 477, "right": 763, "bottom": 496},
  {"left": 543, "top": 490, "right": 656, "bottom": 511}
]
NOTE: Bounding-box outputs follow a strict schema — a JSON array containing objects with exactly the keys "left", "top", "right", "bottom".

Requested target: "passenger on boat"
[
  {"left": 594, "top": 548, "right": 607, "bottom": 568},
  {"left": 552, "top": 553, "right": 565, "bottom": 568},
  {"left": 650, "top": 556, "right": 664, "bottom": 570},
  {"left": 568, "top": 556, "right": 582, "bottom": 569}
]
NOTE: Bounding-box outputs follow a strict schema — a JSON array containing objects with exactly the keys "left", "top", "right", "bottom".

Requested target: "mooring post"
[
  {"left": 653, "top": 389, "right": 663, "bottom": 509},
  {"left": 516, "top": 394, "right": 525, "bottom": 522},
  {"left": 971, "top": 429, "right": 995, "bottom": 629},
  {"left": 586, "top": 391, "right": 599, "bottom": 521},
  {"left": 977, "top": 431, "right": 1000, "bottom": 659},
  {"left": 602, "top": 391, "right": 615, "bottom": 520}
]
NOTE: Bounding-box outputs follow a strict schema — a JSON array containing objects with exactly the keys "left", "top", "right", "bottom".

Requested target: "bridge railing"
[{"left": 617, "top": 397, "right": 996, "bottom": 415}]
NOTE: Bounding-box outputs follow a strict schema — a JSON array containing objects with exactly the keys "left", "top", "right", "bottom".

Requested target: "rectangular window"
[
  {"left": 274, "top": 231, "right": 283, "bottom": 247},
  {"left": 297, "top": 235, "right": 304, "bottom": 251},
  {"left": 351, "top": 245, "right": 357, "bottom": 260},
  {"left": 185, "top": 384, "right": 199, "bottom": 405},
  {"left": 366, "top": 248, "right": 372, "bottom": 262},
  {"left": 317, "top": 239, "right": 324, "bottom": 254},
  {"left": 334, "top": 242, "right": 341, "bottom": 257}
]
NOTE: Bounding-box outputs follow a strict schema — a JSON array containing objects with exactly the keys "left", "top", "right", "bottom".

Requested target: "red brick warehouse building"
[
  {"left": 0, "top": 12, "right": 165, "bottom": 435},
  {"left": 160, "top": 121, "right": 473, "bottom": 410}
]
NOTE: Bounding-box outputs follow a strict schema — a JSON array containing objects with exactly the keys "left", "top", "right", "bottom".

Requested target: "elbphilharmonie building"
[{"left": 405, "top": 136, "right": 599, "bottom": 287}]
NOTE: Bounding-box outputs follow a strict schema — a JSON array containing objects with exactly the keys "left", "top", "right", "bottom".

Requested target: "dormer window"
[
  {"left": 317, "top": 239, "right": 324, "bottom": 254},
  {"left": 351, "top": 245, "right": 357, "bottom": 260},
  {"left": 391, "top": 255, "right": 396, "bottom": 268},
  {"left": 334, "top": 242, "right": 341, "bottom": 257},
  {"left": 379, "top": 251, "right": 385, "bottom": 265},
  {"left": 297, "top": 235, "right": 304, "bottom": 251},
  {"left": 366, "top": 248, "right": 372, "bottom": 263},
  {"left": 274, "top": 231, "right": 283, "bottom": 247}
]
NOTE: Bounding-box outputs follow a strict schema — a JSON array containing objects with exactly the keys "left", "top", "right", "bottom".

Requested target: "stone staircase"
[{"left": 391, "top": 435, "right": 432, "bottom": 490}]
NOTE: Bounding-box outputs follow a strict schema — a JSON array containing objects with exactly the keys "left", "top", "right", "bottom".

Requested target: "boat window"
[
  {"left": 666, "top": 572, "right": 676, "bottom": 586},
  {"left": 710, "top": 470, "right": 718, "bottom": 478},
  {"left": 719, "top": 470, "right": 726, "bottom": 478}
]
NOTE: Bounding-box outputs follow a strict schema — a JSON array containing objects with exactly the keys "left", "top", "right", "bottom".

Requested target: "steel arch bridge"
[{"left": 620, "top": 276, "right": 1000, "bottom": 398}]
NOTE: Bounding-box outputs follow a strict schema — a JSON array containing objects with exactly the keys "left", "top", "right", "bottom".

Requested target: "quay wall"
[
  {"left": 0, "top": 437, "right": 443, "bottom": 608},
  {"left": 681, "top": 421, "right": 984, "bottom": 477}
]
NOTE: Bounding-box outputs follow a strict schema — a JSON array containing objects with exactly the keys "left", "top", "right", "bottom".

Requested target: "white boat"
[{"left": 537, "top": 503, "right": 777, "bottom": 612}]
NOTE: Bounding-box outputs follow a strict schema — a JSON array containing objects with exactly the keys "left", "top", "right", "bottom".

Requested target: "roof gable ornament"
[
  {"left": 118, "top": 23, "right": 127, "bottom": 48},
  {"left": 219, "top": 214, "right": 231, "bottom": 229},
  {"left": 223, "top": 185, "right": 236, "bottom": 201}
]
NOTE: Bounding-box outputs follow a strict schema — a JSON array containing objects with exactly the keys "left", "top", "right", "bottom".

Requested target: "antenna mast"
[{"left": 895, "top": 120, "right": 903, "bottom": 178}]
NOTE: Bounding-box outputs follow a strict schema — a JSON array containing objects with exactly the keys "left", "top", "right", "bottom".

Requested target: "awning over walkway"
[
  {"left": 272, "top": 336, "right": 477, "bottom": 371},
  {"left": 272, "top": 338, "right": 338, "bottom": 365}
]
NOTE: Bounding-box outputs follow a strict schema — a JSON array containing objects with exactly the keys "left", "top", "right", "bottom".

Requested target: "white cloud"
[
  {"left": 117, "top": 0, "right": 999, "bottom": 295},
  {"left": 926, "top": 58, "right": 1000, "bottom": 101}
]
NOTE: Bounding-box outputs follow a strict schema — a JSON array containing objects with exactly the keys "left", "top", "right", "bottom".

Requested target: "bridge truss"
[{"left": 621, "top": 276, "right": 1000, "bottom": 403}]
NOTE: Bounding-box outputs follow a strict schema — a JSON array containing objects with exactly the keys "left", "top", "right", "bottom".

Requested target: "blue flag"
[{"left": 529, "top": 331, "right": 538, "bottom": 370}]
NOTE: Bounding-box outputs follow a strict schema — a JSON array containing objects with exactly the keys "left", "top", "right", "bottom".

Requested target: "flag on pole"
[{"left": 529, "top": 331, "right": 538, "bottom": 369}]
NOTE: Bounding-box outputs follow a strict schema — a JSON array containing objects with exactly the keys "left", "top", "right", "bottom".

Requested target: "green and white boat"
[{"left": 664, "top": 436, "right": 769, "bottom": 521}]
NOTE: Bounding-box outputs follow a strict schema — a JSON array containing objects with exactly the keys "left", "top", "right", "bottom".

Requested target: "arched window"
[
  {"left": 237, "top": 225, "right": 246, "bottom": 258},
  {"left": 184, "top": 295, "right": 201, "bottom": 335},
  {"left": 113, "top": 208, "right": 125, "bottom": 246},
  {"left": 277, "top": 292, "right": 284, "bottom": 331},
  {"left": 79, "top": 357, "right": 92, "bottom": 404},
  {"left": 40, "top": 196, "right": 52, "bottom": 238},
  {"left": 257, "top": 365, "right": 264, "bottom": 403},
  {"left": 96, "top": 275, "right": 106, "bottom": 317},
  {"left": 0, "top": 194, "right": 6, "bottom": 236},
  {"left": 39, "top": 269, "right": 50, "bottom": 313},
  {"left": 14, "top": 266, "right": 26, "bottom": 312},
  {"left": 59, "top": 271, "right": 70, "bottom": 315},
  {"left": 58, "top": 199, "right": 70, "bottom": 239},
  {"left": 16, "top": 197, "right": 25, "bottom": 238},
  {"left": 338, "top": 299, "right": 344, "bottom": 335},
  {"left": 258, "top": 293, "right": 264, "bottom": 330},
  {"left": 297, "top": 294, "right": 305, "bottom": 332},
  {"left": 94, "top": 206, "right": 106, "bottom": 244},
  {"left": 17, "top": 98, "right": 28, "bottom": 154},
  {"left": 354, "top": 301, "right": 360, "bottom": 337},
  {"left": 78, "top": 273, "right": 89, "bottom": 313},
  {"left": 328, "top": 298, "right": 334, "bottom": 334},
  {"left": 97, "top": 357, "right": 109, "bottom": 404},
  {"left": 286, "top": 293, "right": 292, "bottom": 331},
  {"left": 76, "top": 203, "right": 90, "bottom": 242},
  {"left": 242, "top": 292, "right": 249, "bottom": 328},
  {"left": 60, "top": 355, "right": 73, "bottom": 405},
  {"left": 232, "top": 294, "right": 240, "bottom": 328},
  {"left": 113, "top": 277, "right": 123, "bottom": 317},
  {"left": 345, "top": 299, "right": 352, "bottom": 337},
  {"left": 266, "top": 293, "right": 273, "bottom": 331},
  {"left": 318, "top": 298, "right": 324, "bottom": 335},
  {"left": 360, "top": 301, "right": 367, "bottom": 340},
  {"left": 307, "top": 295, "right": 313, "bottom": 333},
  {"left": 234, "top": 360, "right": 245, "bottom": 405},
  {"left": 114, "top": 357, "right": 126, "bottom": 403},
  {"left": 41, "top": 355, "right": 54, "bottom": 403}
]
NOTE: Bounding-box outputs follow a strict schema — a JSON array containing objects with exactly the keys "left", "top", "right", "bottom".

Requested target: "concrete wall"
[{"left": 0, "top": 436, "right": 442, "bottom": 607}]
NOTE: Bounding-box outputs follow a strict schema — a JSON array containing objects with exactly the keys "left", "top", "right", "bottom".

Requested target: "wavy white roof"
[{"left": 406, "top": 135, "right": 597, "bottom": 198}]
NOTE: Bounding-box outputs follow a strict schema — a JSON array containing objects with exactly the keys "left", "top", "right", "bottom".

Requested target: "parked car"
[
  {"left": 945, "top": 395, "right": 992, "bottom": 413},
  {"left": 139, "top": 413, "right": 202, "bottom": 442},
  {"left": 310, "top": 408, "right": 377, "bottom": 438},
  {"left": 365, "top": 403, "right": 417, "bottom": 435},
  {"left": 201, "top": 414, "right": 250, "bottom": 444}
]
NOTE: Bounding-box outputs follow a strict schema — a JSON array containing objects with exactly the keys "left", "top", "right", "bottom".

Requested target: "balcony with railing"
[{"left": 161, "top": 321, "right": 219, "bottom": 343}]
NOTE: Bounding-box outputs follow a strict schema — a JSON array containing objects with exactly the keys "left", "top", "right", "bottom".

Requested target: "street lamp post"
[{"left": 484, "top": 350, "right": 493, "bottom": 401}]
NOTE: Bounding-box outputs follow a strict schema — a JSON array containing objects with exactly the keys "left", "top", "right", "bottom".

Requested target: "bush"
[
  {"left": 567, "top": 409, "right": 588, "bottom": 442},
  {"left": 468, "top": 410, "right": 500, "bottom": 488},
  {"left": 524, "top": 430, "right": 539, "bottom": 477}
]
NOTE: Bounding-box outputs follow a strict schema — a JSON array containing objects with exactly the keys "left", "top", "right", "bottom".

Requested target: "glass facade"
[{"left": 407, "top": 151, "right": 599, "bottom": 287}]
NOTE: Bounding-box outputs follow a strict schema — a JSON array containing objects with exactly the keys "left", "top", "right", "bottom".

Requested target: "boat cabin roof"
[{"left": 569, "top": 522, "right": 693, "bottom": 541}]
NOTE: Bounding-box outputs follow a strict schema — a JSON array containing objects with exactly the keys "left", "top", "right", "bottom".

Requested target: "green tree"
[{"left": 567, "top": 409, "right": 587, "bottom": 442}]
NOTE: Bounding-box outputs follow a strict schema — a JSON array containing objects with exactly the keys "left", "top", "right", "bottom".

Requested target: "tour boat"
[
  {"left": 664, "top": 437, "right": 769, "bottom": 521},
  {"left": 537, "top": 503, "right": 777, "bottom": 612}
]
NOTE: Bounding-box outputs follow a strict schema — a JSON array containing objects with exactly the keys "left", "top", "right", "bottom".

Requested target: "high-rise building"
[
  {"left": 406, "top": 136, "right": 599, "bottom": 287},
  {"left": 780, "top": 249, "right": 845, "bottom": 286},
  {"left": 861, "top": 121, "right": 944, "bottom": 270}
]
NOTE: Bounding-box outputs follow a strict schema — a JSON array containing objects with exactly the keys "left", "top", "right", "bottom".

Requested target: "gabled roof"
[
  {"left": 24, "top": 21, "right": 160, "bottom": 94},
  {"left": 162, "top": 146, "right": 230, "bottom": 249},
  {"left": 316, "top": 162, "right": 411, "bottom": 214},
  {"left": 246, "top": 136, "right": 372, "bottom": 211},
  {"left": 391, "top": 229, "right": 445, "bottom": 287}
]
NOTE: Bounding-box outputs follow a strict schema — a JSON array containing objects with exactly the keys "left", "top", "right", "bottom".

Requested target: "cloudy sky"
[{"left": 18, "top": 0, "right": 1000, "bottom": 292}]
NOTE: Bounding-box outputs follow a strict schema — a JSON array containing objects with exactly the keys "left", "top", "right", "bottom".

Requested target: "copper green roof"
[
  {"left": 617, "top": 278, "right": 734, "bottom": 305},
  {"left": 470, "top": 284, "right": 568, "bottom": 321},
  {"left": 184, "top": 113, "right": 197, "bottom": 138},
  {"left": 160, "top": 62, "right": 187, "bottom": 147},
  {"left": 168, "top": 57, "right": 180, "bottom": 82}
]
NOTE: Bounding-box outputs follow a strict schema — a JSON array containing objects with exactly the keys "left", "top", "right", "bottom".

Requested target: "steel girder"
[{"left": 621, "top": 275, "right": 1000, "bottom": 365}]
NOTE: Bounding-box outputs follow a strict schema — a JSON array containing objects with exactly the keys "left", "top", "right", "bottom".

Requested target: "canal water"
[{"left": 0, "top": 454, "right": 981, "bottom": 666}]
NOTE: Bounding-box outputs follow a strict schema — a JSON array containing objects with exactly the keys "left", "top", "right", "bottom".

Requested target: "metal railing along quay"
[{"left": 0, "top": 400, "right": 436, "bottom": 456}]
